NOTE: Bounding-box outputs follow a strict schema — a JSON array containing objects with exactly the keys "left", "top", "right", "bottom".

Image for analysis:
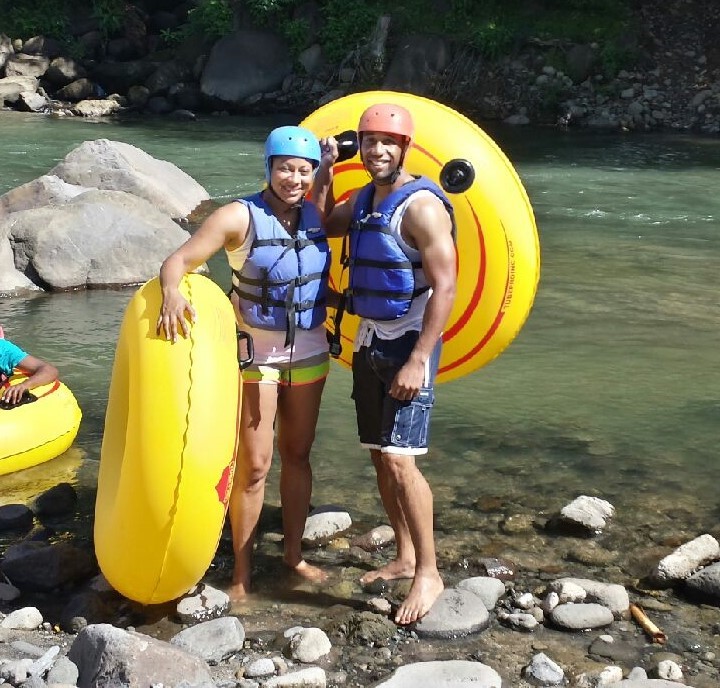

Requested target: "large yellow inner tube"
[
  {"left": 302, "top": 91, "right": 540, "bottom": 383},
  {"left": 95, "top": 274, "right": 241, "bottom": 604}
]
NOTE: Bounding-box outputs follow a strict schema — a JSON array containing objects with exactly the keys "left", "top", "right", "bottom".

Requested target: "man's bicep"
[{"left": 325, "top": 198, "right": 353, "bottom": 238}]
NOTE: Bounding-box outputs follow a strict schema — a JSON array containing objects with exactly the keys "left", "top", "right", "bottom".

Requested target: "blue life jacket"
[
  {"left": 231, "top": 193, "right": 330, "bottom": 345},
  {"left": 346, "top": 177, "right": 455, "bottom": 320}
]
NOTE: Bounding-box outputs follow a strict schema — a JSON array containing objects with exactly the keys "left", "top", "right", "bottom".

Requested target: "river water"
[{"left": 1, "top": 110, "right": 719, "bottom": 585}]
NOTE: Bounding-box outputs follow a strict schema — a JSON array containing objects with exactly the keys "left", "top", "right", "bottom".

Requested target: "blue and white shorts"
[{"left": 351, "top": 330, "right": 441, "bottom": 456}]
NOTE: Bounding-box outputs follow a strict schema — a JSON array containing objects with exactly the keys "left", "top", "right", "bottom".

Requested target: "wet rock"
[
  {"left": 684, "top": 561, "right": 720, "bottom": 605},
  {"left": 302, "top": 506, "right": 352, "bottom": 545},
  {"left": 650, "top": 534, "right": 720, "bottom": 586},
  {"left": 476, "top": 557, "right": 516, "bottom": 580},
  {"left": 457, "top": 576, "right": 506, "bottom": 610},
  {"left": 285, "top": 627, "right": 331, "bottom": 663},
  {"left": 550, "top": 603, "right": 614, "bottom": 631},
  {"left": 0, "top": 504, "right": 34, "bottom": 531},
  {"left": 176, "top": 583, "right": 230, "bottom": 623},
  {"left": 414, "top": 588, "right": 490, "bottom": 639},
  {"left": 351, "top": 525, "right": 395, "bottom": 552},
  {"left": 372, "top": 659, "right": 501, "bottom": 687},
  {"left": 551, "top": 578, "right": 629, "bottom": 617},
  {"left": 171, "top": 616, "right": 245, "bottom": 664},
  {"left": 32, "top": 483, "right": 77, "bottom": 516},
  {"left": 547, "top": 495, "right": 615, "bottom": 536},
  {"left": 344, "top": 611, "right": 395, "bottom": 646},
  {"left": 523, "top": 652, "right": 564, "bottom": 686},
  {"left": 588, "top": 636, "right": 638, "bottom": 663},
  {"left": 1, "top": 541, "right": 97, "bottom": 591},
  {"left": 28, "top": 644, "right": 60, "bottom": 677},
  {"left": 497, "top": 610, "right": 540, "bottom": 632},
  {"left": 263, "top": 666, "right": 326, "bottom": 687},
  {"left": 576, "top": 665, "right": 623, "bottom": 687}
]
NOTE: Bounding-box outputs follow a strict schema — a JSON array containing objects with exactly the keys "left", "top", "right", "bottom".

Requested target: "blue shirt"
[{"left": 0, "top": 339, "right": 28, "bottom": 377}]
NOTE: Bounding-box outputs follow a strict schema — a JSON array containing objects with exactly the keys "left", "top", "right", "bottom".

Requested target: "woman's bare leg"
[
  {"left": 226, "top": 382, "right": 278, "bottom": 600},
  {"left": 276, "top": 378, "right": 327, "bottom": 582}
]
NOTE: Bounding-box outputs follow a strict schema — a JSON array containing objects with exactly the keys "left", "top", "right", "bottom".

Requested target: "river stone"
[
  {"left": 523, "top": 652, "right": 564, "bottom": 686},
  {"left": 4, "top": 189, "right": 191, "bottom": 290},
  {"left": 0, "top": 504, "right": 34, "bottom": 531},
  {"left": 684, "top": 561, "right": 720, "bottom": 605},
  {"left": 68, "top": 623, "right": 214, "bottom": 688},
  {"left": 550, "top": 603, "right": 614, "bottom": 630},
  {"left": 608, "top": 681, "right": 693, "bottom": 687},
  {"left": 371, "top": 660, "right": 501, "bottom": 687},
  {"left": 302, "top": 506, "right": 352, "bottom": 545},
  {"left": 456, "top": 576, "right": 506, "bottom": 610},
  {"left": 0, "top": 174, "right": 90, "bottom": 219},
  {"left": 170, "top": 616, "right": 245, "bottom": 663},
  {"left": 552, "top": 578, "right": 629, "bottom": 616},
  {"left": 263, "top": 666, "right": 326, "bottom": 687},
  {"left": 651, "top": 534, "right": 720, "bottom": 585},
  {"left": 413, "top": 587, "right": 490, "bottom": 639},
  {"left": 176, "top": 584, "right": 230, "bottom": 623},
  {"left": 49, "top": 138, "right": 209, "bottom": 218}
]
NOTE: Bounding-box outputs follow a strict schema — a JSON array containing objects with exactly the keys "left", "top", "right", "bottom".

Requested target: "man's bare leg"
[
  {"left": 361, "top": 449, "right": 416, "bottom": 585},
  {"left": 385, "top": 453, "right": 443, "bottom": 625},
  {"left": 276, "top": 378, "right": 328, "bottom": 583},
  {"left": 226, "top": 383, "right": 277, "bottom": 600}
]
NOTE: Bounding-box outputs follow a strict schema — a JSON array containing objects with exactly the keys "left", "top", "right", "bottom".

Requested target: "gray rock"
[
  {"left": 171, "top": 616, "right": 245, "bottom": 663},
  {"left": 0, "top": 174, "right": 90, "bottom": 219},
  {"left": 201, "top": 30, "right": 292, "bottom": 105},
  {"left": 4, "top": 189, "right": 192, "bottom": 290},
  {"left": 29, "top": 644, "right": 60, "bottom": 676},
  {"left": 49, "top": 138, "right": 209, "bottom": 218},
  {"left": 31, "top": 482, "right": 78, "bottom": 517},
  {"left": 46, "top": 655, "right": 79, "bottom": 685},
  {"left": 263, "top": 666, "right": 326, "bottom": 687},
  {"left": 554, "top": 495, "right": 615, "bottom": 535},
  {"left": 684, "top": 561, "right": 720, "bottom": 604},
  {"left": 0, "top": 503, "right": 34, "bottom": 531},
  {"left": 523, "top": 652, "right": 564, "bottom": 686},
  {"left": 414, "top": 587, "right": 490, "bottom": 639},
  {"left": 245, "top": 657, "right": 276, "bottom": 678},
  {"left": 651, "top": 534, "right": 720, "bottom": 585},
  {"left": 456, "top": 576, "right": 506, "bottom": 610},
  {"left": 371, "top": 660, "right": 502, "bottom": 687},
  {"left": 608, "top": 681, "right": 692, "bottom": 687},
  {"left": 302, "top": 506, "right": 352, "bottom": 545},
  {"left": 1, "top": 606, "right": 43, "bottom": 629},
  {"left": 550, "top": 603, "right": 614, "bottom": 630},
  {"left": 552, "top": 578, "right": 629, "bottom": 617},
  {"left": 350, "top": 525, "right": 395, "bottom": 551},
  {"left": 1, "top": 541, "right": 96, "bottom": 591},
  {"left": 67, "top": 623, "right": 213, "bottom": 688},
  {"left": 287, "top": 627, "right": 331, "bottom": 664},
  {"left": 176, "top": 584, "right": 230, "bottom": 623}
]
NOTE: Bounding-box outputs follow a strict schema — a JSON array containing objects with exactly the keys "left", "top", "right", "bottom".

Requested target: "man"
[{"left": 316, "top": 103, "right": 457, "bottom": 624}]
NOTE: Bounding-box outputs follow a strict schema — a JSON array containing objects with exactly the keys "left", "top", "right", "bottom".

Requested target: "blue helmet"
[{"left": 264, "top": 126, "right": 321, "bottom": 181}]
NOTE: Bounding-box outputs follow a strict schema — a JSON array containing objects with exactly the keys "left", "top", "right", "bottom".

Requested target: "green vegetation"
[{"left": 0, "top": 0, "right": 637, "bottom": 74}]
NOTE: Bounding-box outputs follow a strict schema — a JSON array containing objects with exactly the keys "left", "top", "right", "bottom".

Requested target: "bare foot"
[
  {"left": 360, "top": 558, "right": 415, "bottom": 585},
  {"left": 394, "top": 572, "right": 444, "bottom": 625},
  {"left": 284, "top": 558, "right": 329, "bottom": 583},
  {"left": 226, "top": 580, "right": 250, "bottom": 602}
]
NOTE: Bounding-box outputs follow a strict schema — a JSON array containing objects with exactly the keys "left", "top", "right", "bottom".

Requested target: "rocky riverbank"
[
  {"left": 1, "top": 0, "right": 719, "bottom": 134},
  {"left": 1, "top": 482, "right": 720, "bottom": 687}
]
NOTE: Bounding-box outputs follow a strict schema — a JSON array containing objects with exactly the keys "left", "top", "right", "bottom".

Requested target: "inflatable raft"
[
  {"left": 0, "top": 373, "right": 81, "bottom": 476},
  {"left": 302, "top": 91, "right": 540, "bottom": 382},
  {"left": 95, "top": 274, "right": 241, "bottom": 605}
]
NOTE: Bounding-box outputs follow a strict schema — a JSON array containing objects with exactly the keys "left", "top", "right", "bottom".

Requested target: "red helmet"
[{"left": 357, "top": 103, "right": 414, "bottom": 144}]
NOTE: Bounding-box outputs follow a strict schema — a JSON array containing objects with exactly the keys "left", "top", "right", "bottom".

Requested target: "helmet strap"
[{"left": 362, "top": 139, "right": 409, "bottom": 186}]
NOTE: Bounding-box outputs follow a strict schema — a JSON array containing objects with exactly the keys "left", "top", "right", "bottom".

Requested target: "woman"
[{"left": 157, "top": 126, "right": 333, "bottom": 600}]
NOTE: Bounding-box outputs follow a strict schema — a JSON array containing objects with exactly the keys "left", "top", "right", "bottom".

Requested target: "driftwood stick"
[{"left": 630, "top": 603, "right": 667, "bottom": 644}]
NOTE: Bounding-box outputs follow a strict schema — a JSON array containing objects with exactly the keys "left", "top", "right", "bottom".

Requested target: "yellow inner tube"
[
  {"left": 0, "top": 374, "right": 81, "bottom": 476},
  {"left": 302, "top": 90, "right": 540, "bottom": 383},
  {"left": 95, "top": 274, "right": 241, "bottom": 604}
]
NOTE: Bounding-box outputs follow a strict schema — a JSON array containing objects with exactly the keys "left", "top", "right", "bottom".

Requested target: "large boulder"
[
  {"left": 0, "top": 175, "right": 90, "bottom": 220},
  {"left": 3, "top": 189, "right": 191, "bottom": 290},
  {"left": 201, "top": 29, "right": 292, "bottom": 105},
  {"left": 68, "top": 623, "right": 214, "bottom": 688},
  {"left": 49, "top": 139, "right": 209, "bottom": 218},
  {"left": 383, "top": 34, "right": 449, "bottom": 96}
]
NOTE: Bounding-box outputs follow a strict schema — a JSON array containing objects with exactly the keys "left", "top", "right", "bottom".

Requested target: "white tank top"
[{"left": 353, "top": 190, "right": 434, "bottom": 350}]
